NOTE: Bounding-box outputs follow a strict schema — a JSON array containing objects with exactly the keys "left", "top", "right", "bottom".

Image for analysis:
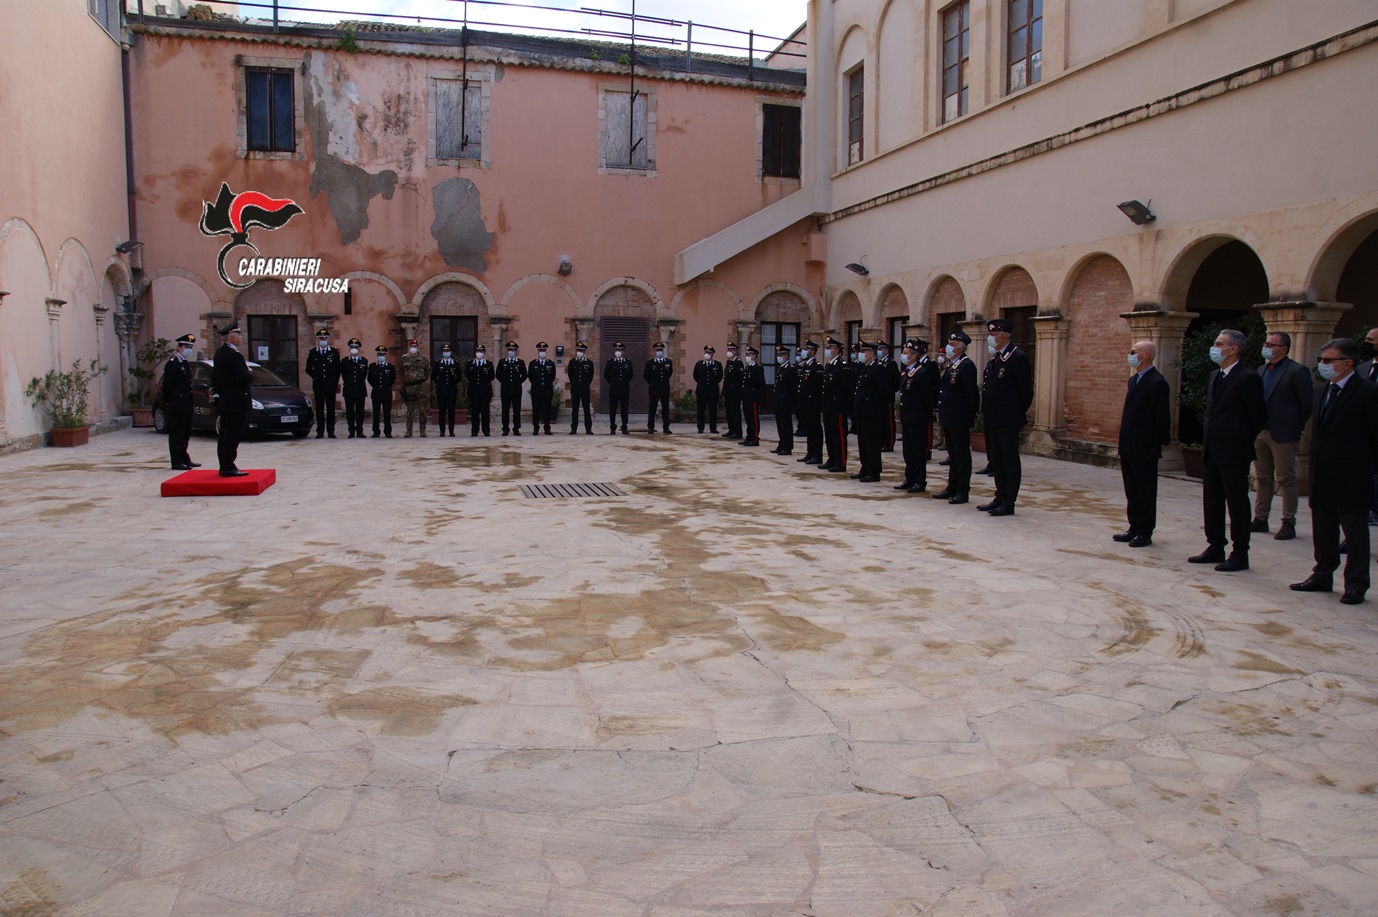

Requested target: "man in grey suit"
[{"left": 1251, "top": 331, "right": 1313, "bottom": 541}]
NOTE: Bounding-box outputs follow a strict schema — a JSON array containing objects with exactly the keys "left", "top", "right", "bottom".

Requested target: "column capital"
[
  {"left": 93, "top": 303, "right": 110, "bottom": 325},
  {"left": 114, "top": 311, "right": 143, "bottom": 338},
  {"left": 1117, "top": 307, "right": 1198, "bottom": 334},
  {"left": 45, "top": 297, "right": 66, "bottom": 318},
  {"left": 1252, "top": 300, "right": 1352, "bottom": 329}
]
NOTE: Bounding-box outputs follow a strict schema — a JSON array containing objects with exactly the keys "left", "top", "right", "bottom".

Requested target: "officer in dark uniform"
[
  {"left": 980, "top": 318, "right": 1035, "bottom": 516},
  {"left": 432, "top": 343, "right": 462, "bottom": 436},
  {"left": 644, "top": 341, "right": 674, "bottom": 434},
  {"left": 528, "top": 342, "right": 557, "bottom": 435},
  {"left": 566, "top": 340, "right": 595, "bottom": 434},
  {"left": 741, "top": 345, "right": 765, "bottom": 446},
  {"left": 210, "top": 320, "right": 254, "bottom": 477},
  {"left": 934, "top": 331, "right": 980, "bottom": 503},
  {"left": 603, "top": 341, "right": 634, "bottom": 434},
  {"left": 465, "top": 344, "right": 495, "bottom": 436},
  {"left": 367, "top": 345, "right": 396, "bottom": 438},
  {"left": 851, "top": 340, "right": 888, "bottom": 482},
  {"left": 305, "top": 328, "right": 341, "bottom": 439},
  {"left": 496, "top": 341, "right": 527, "bottom": 435},
  {"left": 340, "top": 337, "right": 369, "bottom": 439},
  {"left": 693, "top": 345, "right": 724, "bottom": 433},
  {"left": 820, "top": 336, "right": 852, "bottom": 473},
  {"left": 721, "top": 343, "right": 744, "bottom": 439},
  {"left": 161, "top": 333, "right": 199, "bottom": 469},
  {"left": 794, "top": 339, "right": 823, "bottom": 464},
  {"left": 897, "top": 338, "right": 940, "bottom": 493},
  {"left": 875, "top": 340, "right": 901, "bottom": 452},
  {"left": 772, "top": 345, "right": 797, "bottom": 455}
]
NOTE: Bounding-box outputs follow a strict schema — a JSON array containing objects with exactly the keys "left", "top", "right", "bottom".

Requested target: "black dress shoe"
[
  {"left": 948, "top": 494, "right": 969, "bottom": 504},
  {"left": 939, "top": 458, "right": 951, "bottom": 466},
  {"left": 1341, "top": 588, "right": 1366, "bottom": 605},
  {"left": 316, "top": 433, "right": 325, "bottom": 439},
  {"left": 1188, "top": 549, "right": 1226, "bottom": 564},
  {"left": 1128, "top": 534, "right": 1153, "bottom": 548},
  {"left": 988, "top": 504, "right": 1016, "bottom": 517},
  {"left": 908, "top": 483, "right": 927, "bottom": 494},
  {"left": 1289, "top": 576, "right": 1333, "bottom": 592},
  {"left": 741, "top": 440, "right": 759, "bottom": 447},
  {"left": 171, "top": 464, "right": 192, "bottom": 471},
  {"left": 804, "top": 457, "right": 822, "bottom": 465},
  {"left": 893, "top": 481, "right": 913, "bottom": 490},
  {"left": 219, "top": 470, "right": 249, "bottom": 478},
  {"left": 1215, "top": 556, "right": 1249, "bottom": 572},
  {"left": 1112, "top": 531, "right": 1136, "bottom": 543},
  {"left": 827, "top": 466, "right": 848, "bottom": 473},
  {"left": 372, "top": 433, "right": 380, "bottom": 438},
  {"left": 1250, "top": 519, "right": 1269, "bottom": 533},
  {"left": 850, "top": 473, "right": 862, "bottom": 479},
  {"left": 978, "top": 465, "right": 993, "bottom": 475},
  {"left": 977, "top": 501, "right": 1002, "bottom": 512},
  {"left": 857, "top": 474, "right": 880, "bottom": 483},
  {"left": 1275, "top": 522, "right": 1296, "bottom": 541},
  {"left": 932, "top": 489, "right": 954, "bottom": 499},
  {"left": 188, "top": 462, "right": 202, "bottom": 468},
  {"left": 327, "top": 433, "right": 336, "bottom": 439},
  {"left": 819, "top": 463, "right": 837, "bottom": 471}
]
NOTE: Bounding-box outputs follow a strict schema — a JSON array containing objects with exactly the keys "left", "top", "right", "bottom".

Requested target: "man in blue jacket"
[{"left": 1251, "top": 331, "right": 1313, "bottom": 541}]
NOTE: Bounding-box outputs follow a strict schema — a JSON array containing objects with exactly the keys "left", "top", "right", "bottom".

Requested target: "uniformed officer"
[
  {"left": 603, "top": 341, "right": 634, "bottom": 434},
  {"left": 933, "top": 331, "right": 980, "bottom": 503},
  {"left": 875, "top": 339, "right": 901, "bottom": 452},
  {"left": 161, "top": 333, "right": 199, "bottom": 469},
  {"left": 772, "top": 345, "right": 797, "bottom": 456},
  {"left": 980, "top": 318, "right": 1035, "bottom": 516},
  {"left": 367, "top": 345, "right": 396, "bottom": 438},
  {"left": 305, "top": 328, "right": 341, "bottom": 439},
  {"left": 721, "top": 343, "right": 744, "bottom": 439},
  {"left": 851, "top": 340, "right": 888, "bottom": 482},
  {"left": 820, "top": 336, "right": 852, "bottom": 473},
  {"left": 693, "top": 345, "right": 724, "bottom": 433},
  {"left": 794, "top": 340, "right": 824, "bottom": 464},
  {"left": 497, "top": 341, "right": 527, "bottom": 435},
  {"left": 210, "top": 320, "right": 253, "bottom": 477},
  {"left": 432, "top": 344, "right": 462, "bottom": 436},
  {"left": 566, "top": 340, "right": 595, "bottom": 434},
  {"left": 740, "top": 346, "right": 765, "bottom": 446},
  {"left": 528, "top": 342, "right": 557, "bottom": 435},
  {"left": 400, "top": 338, "right": 430, "bottom": 437},
  {"left": 340, "top": 337, "right": 369, "bottom": 438},
  {"left": 465, "top": 345, "right": 496, "bottom": 436},
  {"left": 644, "top": 341, "right": 674, "bottom": 434},
  {"left": 896, "top": 338, "right": 940, "bottom": 493}
]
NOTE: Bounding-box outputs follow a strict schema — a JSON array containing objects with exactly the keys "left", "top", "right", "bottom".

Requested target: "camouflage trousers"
[{"left": 404, "top": 385, "right": 428, "bottom": 435}]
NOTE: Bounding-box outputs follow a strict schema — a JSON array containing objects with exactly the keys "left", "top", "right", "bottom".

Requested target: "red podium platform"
[{"left": 161, "top": 468, "right": 276, "bottom": 497}]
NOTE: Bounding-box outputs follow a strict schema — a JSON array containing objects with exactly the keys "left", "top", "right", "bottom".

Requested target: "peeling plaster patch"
[
  {"left": 431, "top": 177, "right": 494, "bottom": 272},
  {"left": 309, "top": 158, "right": 398, "bottom": 245}
]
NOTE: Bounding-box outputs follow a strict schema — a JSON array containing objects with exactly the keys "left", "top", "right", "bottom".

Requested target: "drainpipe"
[{"left": 122, "top": 47, "right": 138, "bottom": 253}]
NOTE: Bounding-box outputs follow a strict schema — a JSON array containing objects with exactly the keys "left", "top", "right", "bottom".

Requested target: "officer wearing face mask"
[
  {"left": 603, "top": 341, "right": 634, "bottom": 434},
  {"left": 161, "top": 333, "right": 200, "bottom": 470},
  {"left": 820, "top": 336, "right": 853, "bottom": 474},
  {"left": 933, "top": 331, "right": 979, "bottom": 503},
  {"left": 400, "top": 338, "right": 430, "bottom": 437},
  {"left": 340, "top": 337, "right": 369, "bottom": 439},
  {"left": 794, "top": 340, "right": 824, "bottom": 464},
  {"left": 566, "top": 341, "right": 595, "bottom": 434},
  {"left": 497, "top": 340, "right": 527, "bottom": 435},
  {"left": 740, "top": 346, "right": 765, "bottom": 446},
  {"left": 305, "top": 328, "right": 341, "bottom": 439},
  {"left": 693, "top": 345, "right": 724, "bottom": 434},
  {"left": 721, "top": 343, "right": 744, "bottom": 439},
  {"left": 979, "top": 319, "right": 1034, "bottom": 517},
  {"left": 527, "top": 342, "right": 557, "bottom": 435},
  {"left": 432, "top": 344, "right": 462, "bottom": 437},
  {"left": 644, "top": 341, "right": 674, "bottom": 434},
  {"left": 465, "top": 344, "right": 495, "bottom": 436},
  {"left": 875, "top": 340, "right": 901, "bottom": 453},
  {"left": 850, "top": 340, "right": 888, "bottom": 482},
  {"left": 367, "top": 345, "right": 396, "bottom": 438},
  {"left": 1356, "top": 326, "right": 1378, "bottom": 527},
  {"left": 772, "top": 345, "right": 797, "bottom": 456},
  {"left": 896, "top": 339, "right": 939, "bottom": 493}
]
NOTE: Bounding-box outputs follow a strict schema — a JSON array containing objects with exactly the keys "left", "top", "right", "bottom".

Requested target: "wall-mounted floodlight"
[
  {"left": 115, "top": 240, "right": 143, "bottom": 254},
  {"left": 844, "top": 261, "right": 870, "bottom": 276},
  {"left": 1117, "top": 200, "right": 1156, "bottom": 225},
  {"left": 558, "top": 255, "right": 573, "bottom": 276}
]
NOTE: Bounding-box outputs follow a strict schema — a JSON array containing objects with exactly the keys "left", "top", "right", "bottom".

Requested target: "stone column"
[
  {"left": 656, "top": 318, "right": 682, "bottom": 373},
  {"left": 489, "top": 316, "right": 512, "bottom": 356},
  {"left": 46, "top": 297, "right": 65, "bottom": 368},
  {"left": 1119, "top": 307, "right": 1197, "bottom": 468},
  {"left": 570, "top": 317, "right": 596, "bottom": 350},
  {"left": 959, "top": 319, "right": 988, "bottom": 375},
  {"left": 395, "top": 313, "right": 420, "bottom": 352},
  {"left": 93, "top": 304, "right": 110, "bottom": 422},
  {"left": 308, "top": 313, "right": 335, "bottom": 340},
  {"left": 1026, "top": 311, "right": 1071, "bottom": 455},
  {"left": 733, "top": 319, "right": 758, "bottom": 350},
  {"left": 114, "top": 310, "right": 143, "bottom": 409}
]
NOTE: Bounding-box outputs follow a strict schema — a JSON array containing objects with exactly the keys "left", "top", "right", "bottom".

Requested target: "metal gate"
[{"left": 598, "top": 316, "right": 650, "bottom": 413}]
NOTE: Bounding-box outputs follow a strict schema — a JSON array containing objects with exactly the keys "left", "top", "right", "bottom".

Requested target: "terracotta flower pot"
[
  {"left": 50, "top": 426, "right": 90, "bottom": 447},
  {"left": 130, "top": 408, "right": 154, "bottom": 427}
]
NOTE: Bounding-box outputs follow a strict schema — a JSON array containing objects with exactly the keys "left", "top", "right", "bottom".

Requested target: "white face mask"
[
  {"left": 746, "top": 356, "right": 756, "bottom": 365},
  {"left": 179, "top": 346, "right": 193, "bottom": 357},
  {"left": 614, "top": 350, "right": 623, "bottom": 358},
  {"left": 350, "top": 348, "right": 359, "bottom": 356},
  {"left": 476, "top": 355, "right": 485, "bottom": 362},
  {"left": 319, "top": 342, "right": 329, "bottom": 349},
  {"left": 728, "top": 352, "right": 737, "bottom": 360},
  {"left": 409, "top": 347, "right": 418, "bottom": 354},
  {"left": 704, "top": 353, "right": 713, "bottom": 361},
  {"left": 825, "top": 349, "right": 836, "bottom": 360},
  {"left": 577, "top": 351, "right": 587, "bottom": 359},
  {"left": 987, "top": 338, "right": 999, "bottom": 355},
  {"left": 539, "top": 351, "right": 548, "bottom": 359}
]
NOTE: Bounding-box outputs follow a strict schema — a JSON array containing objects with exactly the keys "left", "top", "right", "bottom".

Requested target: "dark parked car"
[{"left": 153, "top": 359, "right": 313, "bottom": 437}]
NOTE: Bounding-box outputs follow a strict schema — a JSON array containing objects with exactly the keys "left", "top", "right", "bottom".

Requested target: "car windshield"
[{"left": 250, "top": 366, "right": 289, "bottom": 386}]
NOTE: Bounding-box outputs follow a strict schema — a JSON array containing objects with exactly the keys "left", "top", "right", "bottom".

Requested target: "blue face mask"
[
  {"left": 1260, "top": 347, "right": 1274, "bottom": 362},
  {"left": 945, "top": 344, "right": 956, "bottom": 360},
  {"left": 1127, "top": 352, "right": 1141, "bottom": 370},
  {"left": 1317, "top": 362, "right": 1339, "bottom": 382},
  {"left": 1209, "top": 346, "right": 1225, "bottom": 365}
]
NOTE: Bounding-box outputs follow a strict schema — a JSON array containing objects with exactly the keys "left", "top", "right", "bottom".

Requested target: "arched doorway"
[
  {"left": 420, "top": 281, "right": 489, "bottom": 362},
  {"left": 926, "top": 275, "right": 966, "bottom": 347},
  {"left": 594, "top": 284, "right": 654, "bottom": 413},
  {"left": 1064, "top": 255, "right": 1133, "bottom": 445},
  {"left": 755, "top": 289, "right": 811, "bottom": 411},
  {"left": 1335, "top": 226, "right": 1378, "bottom": 339},
  {"left": 836, "top": 290, "right": 862, "bottom": 352},
  {"left": 987, "top": 267, "right": 1039, "bottom": 372},
  {"left": 878, "top": 283, "right": 908, "bottom": 349},
  {"left": 1177, "top": 239, "right": 1269, "bottom": 444},
  {"left": 236, "top": 280, "right": 308, "bottom": 387}
]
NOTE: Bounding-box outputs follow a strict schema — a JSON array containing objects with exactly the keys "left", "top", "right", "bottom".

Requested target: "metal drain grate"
[{"left": 520, "top": 482, "right": 627, "bottom": 499}]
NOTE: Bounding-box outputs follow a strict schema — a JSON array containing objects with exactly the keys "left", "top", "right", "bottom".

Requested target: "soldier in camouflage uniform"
[{"left": 401, "top": 338, "right": 431, "bottom": 438}]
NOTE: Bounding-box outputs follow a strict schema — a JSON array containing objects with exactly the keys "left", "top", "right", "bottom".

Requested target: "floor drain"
[{"left": 520, "top": 482, "right": 627, "bottom": 499}]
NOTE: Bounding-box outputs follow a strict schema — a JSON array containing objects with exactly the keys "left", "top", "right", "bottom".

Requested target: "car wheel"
[
  {"left": 291, "top": 429, "right": 309, "bottom": 438},
  {"left": 152, "top": 405, "right": 169, "bottom": 434}
]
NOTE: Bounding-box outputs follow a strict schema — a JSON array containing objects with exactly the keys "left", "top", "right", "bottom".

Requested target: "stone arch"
[
  {"left": 586, "top": 276, "right": 665, "bottom": 319},
  {"left": 100, "top": 257, "right": 133, "bottom": 300},
  {"left": 52, "top": 237, "right": 97, "bottom": 303},
  {"left": 834, "top": 288, "right": 863, "bottom": 334},
  {"left": 1304, "top": 204, "right": 1378, "bottom": 304},
  {"left": 592, "top": 282, "right": 658, "bottom": 413},
  {"left": 749, "top": 282, "right": 819, "bottom": 324},
  {"left": 420, "top": 279, "right": 492, "bottom": 360},
  {"left": 923, "top": 275, "right": 969, "bottom": 348},
  {"left": 1063, "top": 254, "right": 1134, "bottom": 445},
  {"left": 336, "top": 271, "right": 406, "bottom": 310},
  {"left": 0, "top": 217, "right": 51, "bottom": 290},
  {"left": 502, "top": 273, "right": 583, "bottom": 316},
  {"left": 234, "top": 280, "right": 310, "bottom": 386},
  {"left": 412, "top": 272, "right": 498, "bottom": 315},
  {"left": 875, "top": 281, "right": 909, "bottom": 331},
  {"left": 1157, "top": 227, "right": 1271, "bottom": 312},
  {"left": 981, "top": 265, "right": 1040, "bottom": 318},
  {"left": 133, "top": 267, "right": 226, "bottom": 311},
  {"left": 671, "top": 277, "right": 744, "bottom": 319}
]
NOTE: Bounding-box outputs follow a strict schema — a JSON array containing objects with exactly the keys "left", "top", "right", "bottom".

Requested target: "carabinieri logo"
[{"left": 199, "top": 182, "right": 304, "bottom": 289}]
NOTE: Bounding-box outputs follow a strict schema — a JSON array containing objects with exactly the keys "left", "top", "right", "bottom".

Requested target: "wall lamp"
[
  {"left": 1117, "top": 200, "right": 1156, "bottom": 225},
  {"left": 558, "top": 254, "right": 573, "bottom": 276},
  {"left": 115, "top": 240, "right": 143, "bottom": 254},
  {"left": 844, "top": 261, "right": 870, "bottom": 276}
]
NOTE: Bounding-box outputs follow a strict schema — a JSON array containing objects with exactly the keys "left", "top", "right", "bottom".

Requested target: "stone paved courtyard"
[{"left": 2, "top": 422, "right": 1377, "bottom": 916}]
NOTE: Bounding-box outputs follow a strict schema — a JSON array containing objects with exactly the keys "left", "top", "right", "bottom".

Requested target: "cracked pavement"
[{"left": 1, "top": 423, "right": 1377, "bottom": 915}]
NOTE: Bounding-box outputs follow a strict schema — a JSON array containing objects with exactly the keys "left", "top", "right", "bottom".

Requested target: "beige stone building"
[{"left": 685, "top": 0, "right": 1378, "bottom": 464}]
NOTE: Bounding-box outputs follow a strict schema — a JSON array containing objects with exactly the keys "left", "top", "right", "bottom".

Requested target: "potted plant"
[
  {"left": 25, "top": 358, "right": 108, "bottom": 447},
  {"left": 127, "top": 337, "right": 172, "bottom": 426},
  {"left": 673, "top": 390, "right": 696, "bottom": 425}
]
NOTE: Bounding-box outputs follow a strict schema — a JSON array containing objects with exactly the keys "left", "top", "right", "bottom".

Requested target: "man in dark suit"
[
  {"left": 721, "top": 343, "right": 744, "bottom": 439},
  {"left": 1291, "top": 338, "right": 1378, "bottom": 605},
  {"left": 979, "top": 319, "right": 1035, "bottom": 517},
  {"left": 740, "top": 346, "right": 765, "bottom": 446},
  {"left": 819, "top": 336, "right": 853, "bottom": 473},
  {"left": 896, "top": 338, "right": 940, "bottom": 493},
  {"left": 527, "top": 342, "right": 557, "bottom": 435},
  {"left": 340, "top": 338, "right": 369, "bottom": 439},
  {"left": 1114, "top": 340, "right": 1172, "bottom": 547},
  {"left": 432, "top": 344, "right": 462, "bottom": 437},
  {"left": 693, "top": 346, "right": 724, "bottom": 434},
  {"left": 644, "top": 341, "right": 674, "bottom": 434},
  {"left": 850, "top": 340, "right": 888, "bottom": 482},
  {"left": 465, "top": 345, "right": 495, "bottom": 436},
  {"left": 367, "top": 345, "right": 397, "bottom": 438},
  {"left": 496, "top": 341, "right": 527, "bottom": 435},
  {"left": 1190, "top": 328, "right": 1267, "bottom": 571},
  {"left": 603, "top": 342, "right": 634, "bottom": 434},
  {"left": 565, "top": 341, "right": 595, "bottom": 434},
  {"left": 1356, "top": 325, "right": 1378, "bottom": 526},
  {"left": 1251, "top": 331, "right": 1313, "bottom": 541},
  {"left": 794, "top": 340, "right": 824, "bottom": 465},
  {"left": 161, "top": 333, "right": 200, "bottom": 470},
  {"left": 875, "top": 340, "right": 901, "bottom": 452},
  {"left": 933, "top": 331, "right": 979, "bottom": 504},
  {"left": 304, "top": 328, "right": 341, "bottom": 439},
  {"left": 772, "top": 346, "right": 797, "bottom": 455},
  {"left": 210, "top": 320, "right": 254, "bottom": 477}
]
